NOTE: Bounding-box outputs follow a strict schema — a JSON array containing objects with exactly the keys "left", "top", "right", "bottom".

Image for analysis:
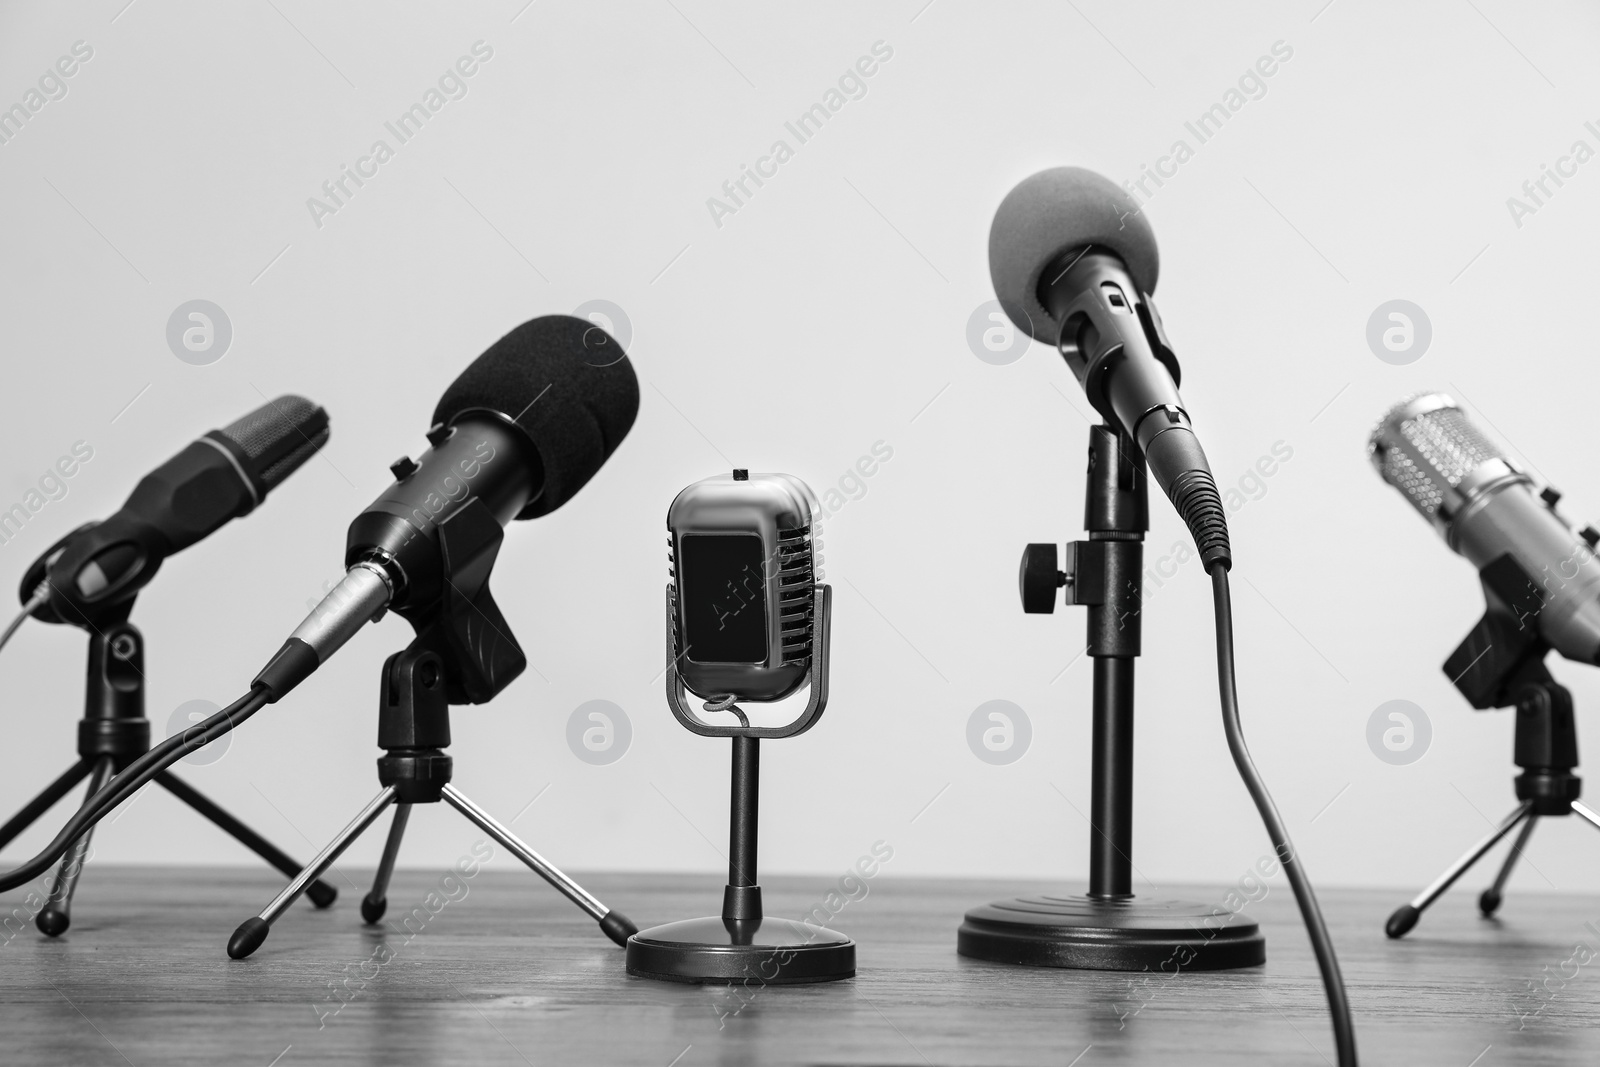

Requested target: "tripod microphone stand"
[
  {"left": 0, "top": 536, "right": 338, "bottom": 935},
  {"left": 226, "top": 498, "right": 635, "bottom": 958},
  {"left": 1387, "top": 556, "right": 1600, "bottom": 938},
  {"left": 958, "top": 424, "right": 1265, "bottom": 970}
]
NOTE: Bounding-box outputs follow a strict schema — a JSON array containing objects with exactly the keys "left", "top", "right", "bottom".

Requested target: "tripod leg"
[
  {"left": 36, "top": 756, "right": 116, "bottom": 937},
  {"left": 0, "top": 760, "right": 91, "bottom": 853},
  {"left": 439, "top": 783, "right": 637, "bottom": 946},
  {"left": 1387, "top": 801, "right": 1532, "bottom": 939},
  {"left": 227, "top": 787, "right": 397, "bottom": 960},
  {"left": 1571, "top": 800, "right": 1600, "bottom": 833},
  {"left": 156, "top": 771, "right": 338, "bottom": 908},
  {"left": 360, "top": 803, "right": 411, "bottom": 924},
  {"left": 1479, "top": 816, "right": 1538, "bottom": 917}
]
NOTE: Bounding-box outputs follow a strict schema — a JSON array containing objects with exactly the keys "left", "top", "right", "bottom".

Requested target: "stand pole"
[
  {"left": 1088, "top": 657, "right": 1135, "bottom": 900},
  {"left": 725, "top": 736, "right": 760, "bottom": 920}
]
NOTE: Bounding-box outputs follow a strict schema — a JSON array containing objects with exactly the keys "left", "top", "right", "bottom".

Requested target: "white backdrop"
[{"left": 2, "top": 0, "right": 1598, "bottom": 897}]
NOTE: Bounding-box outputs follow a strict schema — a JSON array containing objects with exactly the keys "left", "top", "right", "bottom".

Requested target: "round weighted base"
[
  {"left": 958, "top": 895, "right": 1265, "bottom": 971},
  {"left": 627, "top": 916, "right": 855, "bottom": 985}
]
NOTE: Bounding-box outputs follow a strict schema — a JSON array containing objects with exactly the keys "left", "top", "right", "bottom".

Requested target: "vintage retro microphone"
[
  {"left": 0, "top": 397, "right": 340, "bottom": 935},
  {"left": 965, "top": 167, "right": 1356, "bottom": 1066},
  {"left": 625, "top": 470, "right": 852, "bottom": 984},
  {"left": 0, "top": 317, "right": 642, "bottom": 958},
  {"left": 1372, "top": 394, "right": 1600, "bottom": 937}
]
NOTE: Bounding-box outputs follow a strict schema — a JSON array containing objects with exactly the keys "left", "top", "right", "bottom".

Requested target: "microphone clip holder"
[
  {"left": 389, "top": 497, "right": 526, "bottom": 706},
  {"left": 626, "top": 584, "right": 855, "bottom": 984},
  {"left": 1386, "top": 554, "right": 1600, "bottom": 938}
]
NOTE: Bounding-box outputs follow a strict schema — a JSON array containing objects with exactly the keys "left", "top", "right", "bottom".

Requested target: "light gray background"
[{"left": 1, "top": 0, "right": 1596, "bottom": 897}]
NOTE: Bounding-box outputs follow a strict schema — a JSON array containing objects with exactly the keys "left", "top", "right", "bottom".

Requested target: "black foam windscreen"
[
  {"left": 432, "top": 315, "right": 639, "bottom": 518},
  {"left": 988, "top": 167, "right": 1160, "bottom": 345},
  {"left": 216, "top": 395, "right": 330, "bottom": 496}
]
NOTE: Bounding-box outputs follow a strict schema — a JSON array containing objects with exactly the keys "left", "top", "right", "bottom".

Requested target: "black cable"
[
  {"left": 1211, "top": 566, "right": 1357, "bottom": 1066},
  {"left": 0, "top": 686, "right": 270, "bottom": 893}
]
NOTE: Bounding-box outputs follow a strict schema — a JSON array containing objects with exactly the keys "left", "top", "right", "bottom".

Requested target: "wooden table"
[{"left": 0, "top": 867, "right": 1593, "bottom": 1065}]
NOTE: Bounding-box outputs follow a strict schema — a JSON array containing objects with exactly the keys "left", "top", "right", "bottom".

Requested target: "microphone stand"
[
  {"left": 0, "top": 534, "right": 338, "bottom": 936},
  {"left": 625, "top": 584, "right": 854, "bottom": 984},
  {"left": 1386, "top": 556, "right": 1600, "bottom": 938},
  {"left": 225, "top": 498, "right": 635, "bottom": 959},
  {"left": 958, "top": 423, "right": 1265, "bottom": 970}
]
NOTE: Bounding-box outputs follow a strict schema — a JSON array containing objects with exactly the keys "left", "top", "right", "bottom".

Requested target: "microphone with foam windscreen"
[
  {"left": 1370, "top": 393, "right": 1600, "bottom": 668},
  {"left": 990, "top": 167, "right": 1228, "bottom": 571},
  {"left": 20, "top": 396, "right": 329, "bottom": 628},
  {"left": 254, "top": 314, "right": 639, "bottom": 703},
  {"left": 987, "top": 168, "right": 1356, "bottom": 1065}
]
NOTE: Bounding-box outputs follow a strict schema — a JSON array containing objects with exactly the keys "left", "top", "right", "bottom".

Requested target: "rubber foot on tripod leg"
[
  {"left": 35, "top": 907, "right": 69, "bottom": 937},
  {"left": 1479, "top": 889, "right": 1502, "bottom": 917},
  {"left": 600, "top": 910, "right": 638, "bottom": 947},
  {"left": 360, "top": 893, "right": 386, "bottom": 924},
  {"left": 306, "top": 881, "right": 338, "bottom": 910},
  {"left": 228, "top": 917, "right": 271, "bottom": 959},
  {"left": 1386, "top": 904, "right": 1420, "bottom": 939}
]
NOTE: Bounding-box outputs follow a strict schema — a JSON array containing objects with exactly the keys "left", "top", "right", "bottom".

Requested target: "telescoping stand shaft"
[{"left": 958, "top": 424, "right": 1265, "bottom": 970}]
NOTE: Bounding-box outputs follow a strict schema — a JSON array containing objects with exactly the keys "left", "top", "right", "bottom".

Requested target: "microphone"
[
  {"left": 988, "top": 167, "right": 1228, "bottom": 571},
  {"left": 668, "top": 470, "right": 822, "bottom": 706},
  {"left": 23, "top": 396, "right": 329, "bottom": 625},
  {"left": 254, "top": 314, "right": 640, "bottom": 702},
  {"left": 1370, "top": 392, "right": 1600, "bottom": 665},
  {"left": 629, "top": 470, "right": 851, "bottom": 985}
]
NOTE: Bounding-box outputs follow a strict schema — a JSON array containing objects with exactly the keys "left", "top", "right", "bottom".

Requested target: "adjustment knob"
[
  {"left": 1582, "top": 526, "right": 1600, "bottom": 550},
  {"left": 389, "top": 456, "right": 419, "bottom": 481},
  {"left": 1542, "top": 486, "right": 1562, "bottom": 508},
  {"left": 1019, "top": 543, "right": 1067, "bottom": 614}
]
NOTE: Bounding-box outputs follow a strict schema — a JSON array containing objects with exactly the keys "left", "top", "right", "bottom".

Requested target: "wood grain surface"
[{"left": 1, "top": 865, "right": 1595, "bottom": 1065}]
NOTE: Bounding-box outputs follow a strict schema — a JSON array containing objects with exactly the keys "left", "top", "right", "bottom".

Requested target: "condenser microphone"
[
  {"left": 23, "top": 396, "right": 329, "bottom": 626},
  {"left": 668, "top": 470, "right": 822, "bottom": 705},
  {"left": 254, "top": 315, "right": 640, "bottom": 702},
  {"left": 988, "top": 167, "right": 1228, "bottom": 571},
  {"left": 1371, "top": 392, "right": 1600, "bottom": 665}
]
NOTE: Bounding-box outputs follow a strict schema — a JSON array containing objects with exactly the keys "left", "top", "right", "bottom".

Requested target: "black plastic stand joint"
[{"left": 376, "top": 646, "right": 456, "bottom": 803}]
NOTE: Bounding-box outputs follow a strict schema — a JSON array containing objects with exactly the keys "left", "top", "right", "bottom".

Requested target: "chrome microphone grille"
[{"left": 1369, "top": 393, "right": 1508, "bottom": 523}]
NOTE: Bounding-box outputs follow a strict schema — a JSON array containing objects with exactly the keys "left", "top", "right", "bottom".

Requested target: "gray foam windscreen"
[{"left": 988, "top": 167, "right": 1160, "bottom": 345}]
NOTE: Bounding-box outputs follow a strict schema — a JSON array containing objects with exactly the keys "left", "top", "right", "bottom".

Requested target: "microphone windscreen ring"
[
  {"left": 988, "top": 167, "right": 1160, "bottom": 345},
  {"left": 432, "top": 315, "right": 640, "bottom": 518}
]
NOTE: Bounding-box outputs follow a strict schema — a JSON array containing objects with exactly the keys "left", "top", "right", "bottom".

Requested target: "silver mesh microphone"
[{"left": 1370, "top": 393, "right": 1600, "bottom": 663}]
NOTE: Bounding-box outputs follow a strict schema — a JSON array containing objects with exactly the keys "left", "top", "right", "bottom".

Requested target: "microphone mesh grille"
[
  {"left": 219, "top": 395, "right": 330, "bottom": 493},
  {"left": 1370, "top": 395, "right": 1505, "bottom": 519}
]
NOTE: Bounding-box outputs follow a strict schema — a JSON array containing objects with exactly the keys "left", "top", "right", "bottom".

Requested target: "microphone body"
[
  {"left": 26, "top": 396, "right": 329, "bottom": 624},
  {"left": 1371, "top": 393, "right": 1600, "bottom": 664}
]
